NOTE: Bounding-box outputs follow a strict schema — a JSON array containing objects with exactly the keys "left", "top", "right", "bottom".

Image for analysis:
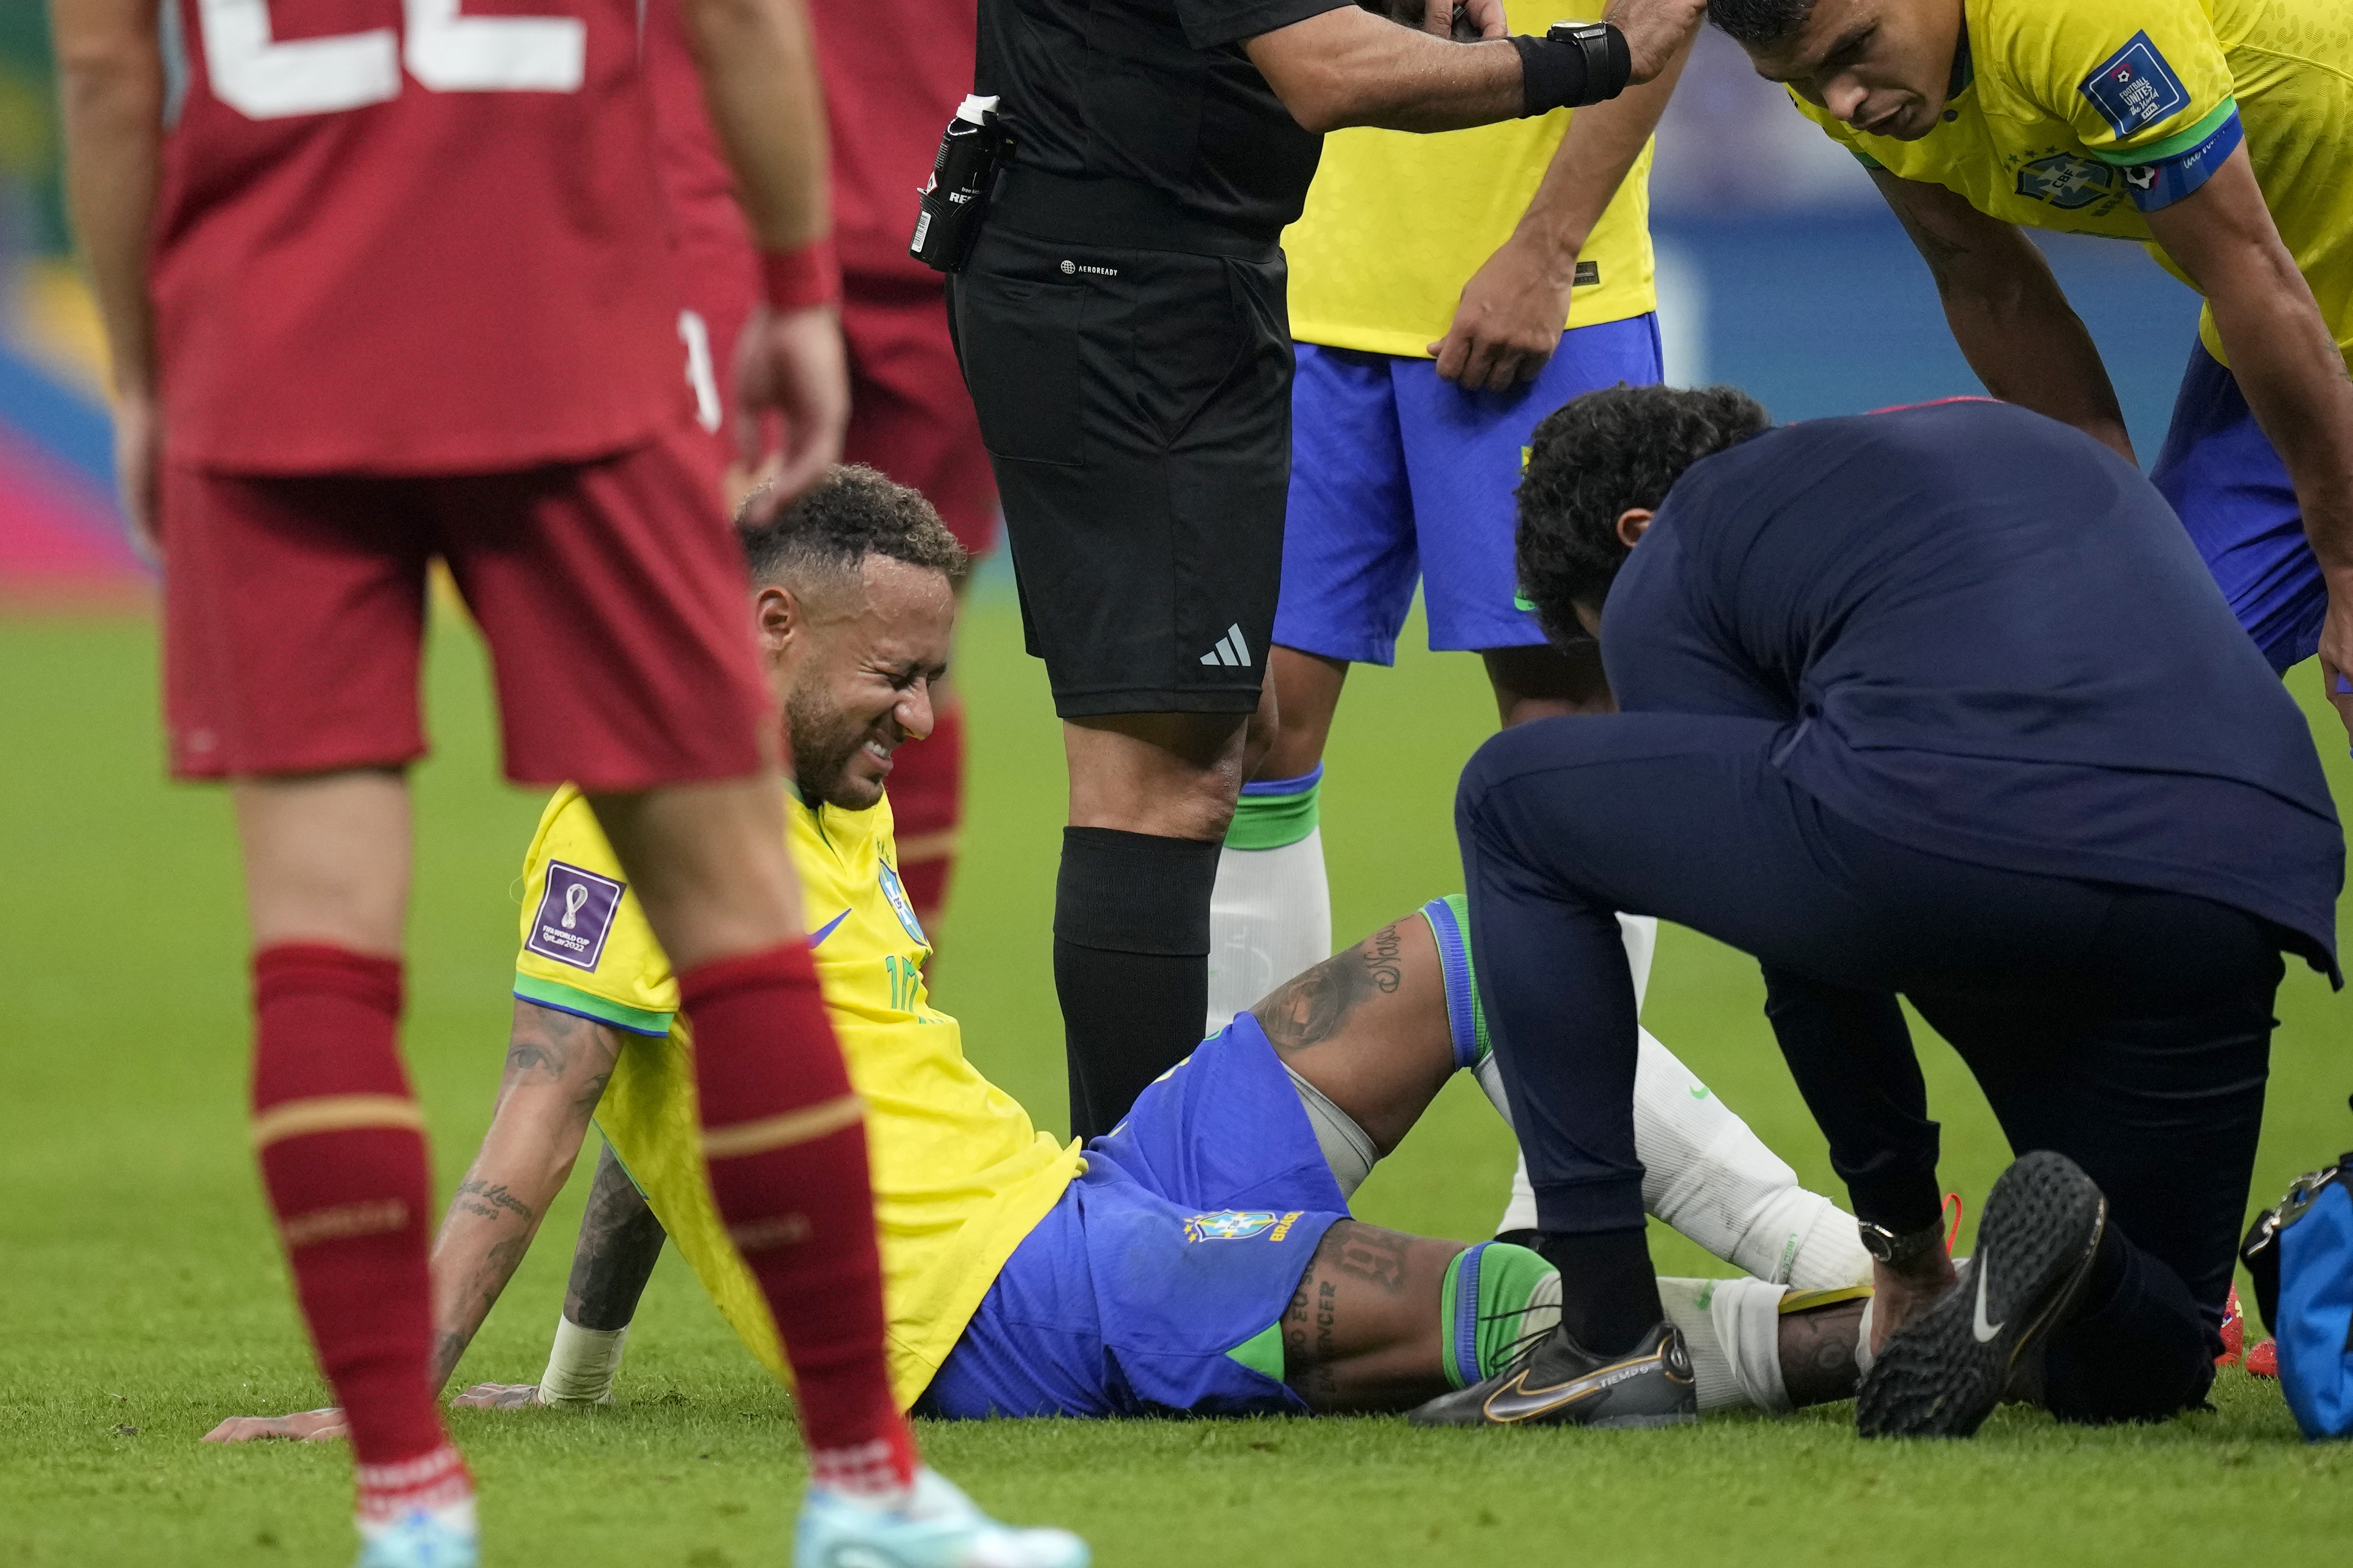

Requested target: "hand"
[
  {"left": 201, "top": 1407, "right": 349, "bottom": 1443},
  {"left": 1430, "top": 234, "right": 1576, "bottom": 390},
  {"left": 2318, "top": 579, "right": 2353, "bottom": 745},
  {"left": 731, "top": 302, "right": 849, "bottom": 523},
  {"left": 450, "top": 1381, "right": 548, "bottom": 1411},
  {"left": 1603, "top": 0, "right": 1706, "bottom": 83},
  {"left": 113, "top": 387, "right": 161, "bottom": 565},
  {"left": 1868, "top": 1249, "right": 1961, "bottom": 1354}
]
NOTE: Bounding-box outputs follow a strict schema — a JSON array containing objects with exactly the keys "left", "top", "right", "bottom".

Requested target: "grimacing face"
[
  {"left": 1741, "top": 0, "right": 1965, "bottom": 142},
  {"left": 764, "top": 555, "right": 955, "bottom": 812}
]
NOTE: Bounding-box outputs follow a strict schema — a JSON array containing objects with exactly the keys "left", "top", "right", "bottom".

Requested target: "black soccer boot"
[
  {"left": 1856, "top": 1149, "right": 2107, "bottom": 1439},
  {"left": 1407, "top": 1318, "right": 1697, "bottom": 1428}
]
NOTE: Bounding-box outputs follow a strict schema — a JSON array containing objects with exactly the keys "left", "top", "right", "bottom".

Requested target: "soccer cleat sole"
[{"left": 1856, "top": 1150, "right": 2105, "bottom": 1440}]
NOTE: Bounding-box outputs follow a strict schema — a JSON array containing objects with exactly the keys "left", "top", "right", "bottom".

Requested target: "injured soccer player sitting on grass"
[{"left": 208, "top": 463, "right": 1872, "bottom": 1440}]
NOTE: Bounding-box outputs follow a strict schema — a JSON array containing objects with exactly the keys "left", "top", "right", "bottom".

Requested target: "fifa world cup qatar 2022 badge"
[{"left": 526, "top": 861, "right": 625, "bottom": 971}]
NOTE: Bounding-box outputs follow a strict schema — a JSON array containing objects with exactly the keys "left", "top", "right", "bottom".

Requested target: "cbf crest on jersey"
[
  {"left": 877, "top": 859, "right": 929, "bottom": 948},
  {"left": 1183, "top": 1211, "right": 1280, "bottom": 1243}
]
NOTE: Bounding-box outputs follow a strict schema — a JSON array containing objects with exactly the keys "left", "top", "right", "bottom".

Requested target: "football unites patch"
[
  {"left": 2078, "top": 32, "right": 2189, "bottom": 139},
  {"left": 525, "top": 861, "right": 625, "bottom": 971}
]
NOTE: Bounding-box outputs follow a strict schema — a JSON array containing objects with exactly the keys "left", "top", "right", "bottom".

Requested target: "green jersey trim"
[
  {"left": 513, "top": 972, "right": 675, "bottom": 1038},
  {"left": 2088, "top": 97, "right": 2238, "bottom": 166},
  {"left": 1224, "top": 1320, "right": 1287, "bottom": 1383}
]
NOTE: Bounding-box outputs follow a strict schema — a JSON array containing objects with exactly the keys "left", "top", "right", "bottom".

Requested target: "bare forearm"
[
  {"left": 1510, "top": 33, "right": 1686, "bottom": 261},
  {"left": 428, "top": 1170, "right": 556, "bottom": 1390},
  {"left": 1877, "top": 174, "right": 2130, "bottom": 459},
  {"left": 681, "top": 0, "right": 829, "bottom": 250},
  {"left": 1251, "top": 9, "right": 1523, "bottom": 134},
  {"left": 52, "top": 5, "right": 163, "bottom": 397},
  {"left": 2209, "top": 285, "right": 2353, "bottom": 576},
  {"left": 426, "top": 1002, "right": 623, "bottom": 1388}
]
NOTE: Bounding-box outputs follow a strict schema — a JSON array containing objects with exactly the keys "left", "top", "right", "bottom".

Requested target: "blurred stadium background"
[
  {"left": 10, "top": 20, "right": 2345, "bottom": 1568},
  {"left": 0, "top": 21, "right": 2207, "bottom": 612}
]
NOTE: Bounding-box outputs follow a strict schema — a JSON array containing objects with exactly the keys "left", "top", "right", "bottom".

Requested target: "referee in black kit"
[{"left": 945, "top": 0, "right": 1704, "bottom": 1139}]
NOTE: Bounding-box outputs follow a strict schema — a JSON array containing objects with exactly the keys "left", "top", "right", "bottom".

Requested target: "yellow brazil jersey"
[
  {"left": 1793, "top": 0, "right": 2353, "bottom": 367},
  {"left": 1281, "top": 0, "right": 1657, "bottom": 358},
  {"left": 511, "top": 785, "right": 1084, "bottom": 1409}
]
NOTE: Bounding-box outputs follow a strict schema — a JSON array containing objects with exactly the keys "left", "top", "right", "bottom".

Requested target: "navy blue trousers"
[{"left": 1457, "top": 712, "right": 2281, "bottom": 1421}]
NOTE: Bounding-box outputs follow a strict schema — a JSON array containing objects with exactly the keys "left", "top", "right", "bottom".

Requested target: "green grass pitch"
[{"left": 5, "top": 592, "right": 2351, "bottom": 1567}]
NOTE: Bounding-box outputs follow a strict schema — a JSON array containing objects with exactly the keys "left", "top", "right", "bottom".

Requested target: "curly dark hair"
[
  {"left": 1707, "top": 0, "right": 1818, "bottom": 47},
  {"left": 738, "top": 464, "right": 968, "bottom": 590},
  {"left": 1513, "top": 383, "right": 1771, "bottom": 643}
]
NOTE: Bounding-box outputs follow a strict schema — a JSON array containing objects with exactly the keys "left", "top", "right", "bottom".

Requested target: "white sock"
[
  {"left": 538, "top": 1313, "right": 628, "bottom": 1406},
  {"left": 1658, "top": 1275, "right": 1791, "bottom": 1413},
  {"left": 1635, "top": 1032, "right": 1871, "bottom": 1289},
  {"left": 1206, "top": 770, "right": 1332, "bottom": 1035},
  {"left": 1490, "top": 915, "right": 1658, "bottom": 1234}
]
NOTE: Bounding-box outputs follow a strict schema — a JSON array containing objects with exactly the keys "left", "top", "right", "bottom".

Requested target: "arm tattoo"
[
  {"left": 454, "top": 1180, "right": 535, "bottom": 1224},
  {"left": 1254, "top": 922, "right": 1408, "bottom": 1054},
  {"left": 565, "top": 1143, "right": 668, "bottom": 1332}
]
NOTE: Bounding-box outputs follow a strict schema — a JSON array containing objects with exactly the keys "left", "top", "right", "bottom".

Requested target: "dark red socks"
[
  {"left": 680, "top": 942, "right": 916, "bottom": 1493},
  {"left": 250, "top": 944, "right": 453, "bottom": 1479}
]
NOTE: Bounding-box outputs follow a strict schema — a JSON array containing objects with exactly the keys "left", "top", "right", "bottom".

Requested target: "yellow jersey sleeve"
[
  {"left": 511, "top": 785, "right": 679, "bottom": 1036},
  {"left": 2004, "top": 0, "right": 2242, "bottom": 210}
]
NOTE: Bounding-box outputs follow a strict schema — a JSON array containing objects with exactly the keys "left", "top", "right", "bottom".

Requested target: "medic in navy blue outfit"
[{"left": 1411, "top": 387, "right": 2342, "bottom": 1439}]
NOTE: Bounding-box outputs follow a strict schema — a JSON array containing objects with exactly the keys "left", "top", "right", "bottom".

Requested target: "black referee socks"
[{"left": 1053, "top": 826, "right": 1223, "bottom": 1141}]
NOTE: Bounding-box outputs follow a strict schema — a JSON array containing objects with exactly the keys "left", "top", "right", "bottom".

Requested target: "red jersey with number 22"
[{"left": 154, "top": 0, "right": 684, "bottom": 474}]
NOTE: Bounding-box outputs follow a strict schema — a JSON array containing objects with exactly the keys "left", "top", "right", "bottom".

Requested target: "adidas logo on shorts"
[{"left": 1200, "top": 623, "right": 1253, "bottom": 668}]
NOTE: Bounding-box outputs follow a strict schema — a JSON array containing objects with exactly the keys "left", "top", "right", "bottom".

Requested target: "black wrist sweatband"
[{"left": 1509, "top": 22, "right": 1632, "bottom": 116}]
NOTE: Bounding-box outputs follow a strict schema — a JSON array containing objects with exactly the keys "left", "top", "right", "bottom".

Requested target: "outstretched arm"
[
  {"left": 202, "top": 1000, "right": 622, "bottom": 1442},
  {"left": 1870, "top": 169, "right": 2133, "bottom": 463},
  {"left": 1246, "top": 0, "right": 1702, "bottom": 135},
  {"left": 451, "top": 1143, "right": 668, "bottom": 1410}
]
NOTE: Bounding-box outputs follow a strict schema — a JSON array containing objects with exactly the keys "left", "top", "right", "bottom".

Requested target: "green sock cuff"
[
  {"left": 1441, "top": 1241, "right": 1557, "bottom": 1388},
  {"left": 1224, "top": 772, "right": 1321, "bottom": 851}
]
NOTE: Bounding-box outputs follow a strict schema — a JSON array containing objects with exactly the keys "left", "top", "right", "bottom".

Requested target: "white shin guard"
[{"left": 1205, "top": 828, "right": 1333, "bottom": 1035}]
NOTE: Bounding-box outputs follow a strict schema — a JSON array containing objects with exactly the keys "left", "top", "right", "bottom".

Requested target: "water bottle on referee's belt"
[{"left": 910, "top": 94, "right": 1008, "bottom": 274}]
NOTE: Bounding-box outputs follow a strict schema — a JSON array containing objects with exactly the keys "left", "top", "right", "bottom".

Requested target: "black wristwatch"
[
  {"left": 1546, "top": 19, "right": 1618, "bottom": 79},
  {"left": 1857, "top": 1218, "right": 1945, "bottom": 1267}
]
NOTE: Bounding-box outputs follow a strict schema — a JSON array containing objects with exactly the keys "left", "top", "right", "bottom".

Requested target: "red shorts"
[
  {"left": 671, "top": 248, "right": 998, "bottom": 554},
  {"left": 162, "top": 423, "right": 772, "bottom": 789},
  {"left": 842, "top": 276, "right": 999, "bottom": 556}
]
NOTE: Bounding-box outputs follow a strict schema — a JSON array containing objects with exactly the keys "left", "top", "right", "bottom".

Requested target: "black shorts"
[{"left": 950, "top": 209, "right": 1291, "bottom": 718}]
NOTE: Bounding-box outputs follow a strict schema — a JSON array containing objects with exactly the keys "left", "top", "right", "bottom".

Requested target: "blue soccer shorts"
[
  {"left": 2151, "top": 341, "right": 2320, "bottom": 675},
  {"left": 1276, "top": 313, "right": 1662, "bottom": 663},
  {"left": 915, "top": 1014, "right": 1349, "bottom": 1419}
]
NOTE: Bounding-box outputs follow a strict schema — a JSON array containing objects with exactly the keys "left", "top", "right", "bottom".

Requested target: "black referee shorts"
[{"left": 950, "top": 209, "right": 1291, "bottom": 718}]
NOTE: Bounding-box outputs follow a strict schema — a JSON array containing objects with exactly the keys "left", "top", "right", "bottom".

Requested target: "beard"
[{"left": 784, "top": 686, "right": 873, "bottom": 808}]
